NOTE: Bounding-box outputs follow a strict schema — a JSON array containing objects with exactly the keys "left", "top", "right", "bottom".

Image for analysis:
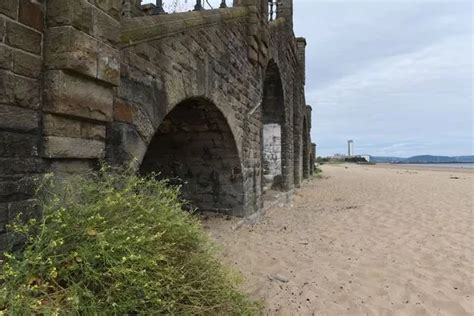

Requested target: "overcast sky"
[
  {"left": 294, "top": 0, "right": 473, "bottom": 157},
  {"left": 143, "top": 0, "right": 473, "bottom": 157}
]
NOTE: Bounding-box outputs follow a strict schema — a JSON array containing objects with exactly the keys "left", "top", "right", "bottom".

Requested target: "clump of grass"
[
  {"left": 313, "top": 167, "right": 323, "bottom": 178},
  {"left": 0, "top": 167, "right": 260, "bottom": 315}
]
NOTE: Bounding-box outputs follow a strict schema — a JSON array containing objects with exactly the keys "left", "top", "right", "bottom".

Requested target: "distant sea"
[{"left": 394, "top": 163, "right": 474, "bottom": 169}]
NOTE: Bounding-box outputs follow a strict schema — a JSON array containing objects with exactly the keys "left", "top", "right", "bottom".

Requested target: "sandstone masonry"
[{"left": 0, "top": 0, "right": 315, "bottom": 249}]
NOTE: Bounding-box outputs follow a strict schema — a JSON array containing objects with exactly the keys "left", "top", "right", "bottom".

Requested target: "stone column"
[
  {"left": 277, "top": 0, "right": 293, "bottom": 29},
  {"left": 302, "top": 105, "right": 312, "bottom": 179},
  {"left": 43, "top": 0, "right": 122, "bottom": 174},
  {"left": 292, "top": 38, "right": 306, "bottom": 186},
  {"left": 311, "top": 143, "right": 317, "bottom": 174},
  {"left": 296, "top": 37, "right": 306, "bottom": 84}
]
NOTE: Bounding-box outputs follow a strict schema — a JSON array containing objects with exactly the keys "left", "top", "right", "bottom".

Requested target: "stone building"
[{"left": 0, "top": 0, "right": 313, "bottom": 246}]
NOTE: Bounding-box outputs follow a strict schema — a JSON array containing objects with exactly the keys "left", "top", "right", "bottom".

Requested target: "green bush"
[{"left": 0, "top": 167, "right": 260, "bottom": 315}]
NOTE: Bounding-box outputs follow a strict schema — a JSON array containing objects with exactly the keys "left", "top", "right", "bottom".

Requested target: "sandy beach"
[{"left": 205, "top": 164, "right": 474, "bottom": 315}]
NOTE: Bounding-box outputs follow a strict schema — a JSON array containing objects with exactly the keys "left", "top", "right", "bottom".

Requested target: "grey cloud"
[{"left": 294, "top": 0, "right": 473, "bottom": 156}]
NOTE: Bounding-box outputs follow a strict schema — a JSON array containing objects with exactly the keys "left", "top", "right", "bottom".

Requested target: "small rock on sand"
[{"left": 270, "top": 274, "right": 290, "bottom": 283}]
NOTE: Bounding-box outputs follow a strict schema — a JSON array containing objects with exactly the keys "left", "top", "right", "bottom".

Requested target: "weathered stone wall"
[
  {"left": 0, "top": 0, "right": 313, "bottom": 246},
  {"left": 0, "top": 0, "right": 45, "bottom": 246}
]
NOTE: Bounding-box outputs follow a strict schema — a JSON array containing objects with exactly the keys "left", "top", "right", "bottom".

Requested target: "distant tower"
[{"left": 347, "top": 140, "right": 354, "bottom": 157}]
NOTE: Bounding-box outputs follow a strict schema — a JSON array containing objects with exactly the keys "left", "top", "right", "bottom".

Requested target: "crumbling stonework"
[{"left": 0, "top": 0, "right": 314, "bottom": 248}]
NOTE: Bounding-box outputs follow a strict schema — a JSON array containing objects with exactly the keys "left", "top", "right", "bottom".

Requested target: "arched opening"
[
  {"left": 261, "top": 60, "right": 286, "bottom": 192},
  {"left": 302, "top": 117, "right": 310, "bottom": 179},
  {"left": 139, "top": 98, "right": 244, "bottom": 215}
]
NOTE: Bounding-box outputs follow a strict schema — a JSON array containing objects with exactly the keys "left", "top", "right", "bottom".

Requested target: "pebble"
[{"left": 270, "top": 274, "right": 290, "bottom": 283}]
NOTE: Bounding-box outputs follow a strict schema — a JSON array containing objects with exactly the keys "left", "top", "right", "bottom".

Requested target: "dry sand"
[{"left": 204, "top": 164, "right": 474, "bottom": 315}]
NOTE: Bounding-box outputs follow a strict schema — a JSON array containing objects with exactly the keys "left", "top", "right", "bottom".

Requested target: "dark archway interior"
[
  {"left": 262, "top": 61, "right": 285, "bottom": 125},
  {"left": 140, "top": 98, "right": 244, "bottom": 215},
  {"left": 261, "top": 60, "right": 286, "bottom": 191},
  {"left": 302, "top": 117, "right": 310, "bottom": 179}
]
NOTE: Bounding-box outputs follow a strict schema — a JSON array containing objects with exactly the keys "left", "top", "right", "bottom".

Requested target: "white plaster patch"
[{"left": 263, "top": 123, "right": 282, "bottom": 178}]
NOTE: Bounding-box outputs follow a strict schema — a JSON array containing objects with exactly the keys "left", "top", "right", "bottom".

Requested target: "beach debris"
[
  {"left": 344, "top": 205, "right": 359, "bottom": 210},
  {"left": 269, "top": 274, "right": 290, "bottom": 283},
  {"left": 450, "top": 176, "right": 460, "bottom": 180}
]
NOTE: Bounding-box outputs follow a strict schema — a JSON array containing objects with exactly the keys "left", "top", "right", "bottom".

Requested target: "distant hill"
[
  {"left": 369, "top": 156, "right": 407, "bottom": 163},
  {"left": 370, "top": 155, "right": 474, "bottom": 164}
]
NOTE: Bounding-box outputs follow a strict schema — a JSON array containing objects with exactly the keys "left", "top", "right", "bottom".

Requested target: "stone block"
[
  {"left": 0, "top": 158, "right": 46, "bottom": 175},
  {"left": 248, "top": 37, "right": 259, "bottom": 51},
  {"left": 0, "top": 17, "right": 5, "bottom": 42},
  {"left": 44, "top": 26, "right": 119, "bottom": 86},
  {"left": 118, "top": 77, "right": 155, "bottom": 113},
  {"left": 0, "top": 233, "right": 11, "bottom": 251},
  {"left": 19, "top": 0, "right": 44, "bottom": 32},
  {"left": 93, "top": 8, "right": 120, "bottom": 45},
  {"left": 89, "top": 0, "right": 122, "bottom": 20},
  {"left": 130, "top": 103, "right": 155, "bottom": 143},
  {"left": 0, "top": 0, "right": 18, "bottom": 19},
  {"left": 248, "top": 47, "right": 258, "bottom": 64},
  {"left": 106, "top": 122, "right": 146, "bottom": 170},
  {"left": 261, "top": 30, "right": 270, "bottom": 48},
  {"left": 44, "top": 70, "right": 113, "bottom": 122},
  {"left": 0, "top": 203, "right": 7, "bottom": 232},
  {"left": 0, "top": 177, "right": 36, "bottom": 202},
  {"left": 260, "top": 43, "right": 268, "bottom": 62},
  {"left": 0, "top": 131, "right": 39, "bottom": 158},
  {"left": 50, "top": 160, "right": 94, "bottom": 174},
  {"left": 97, "top": 42, "right": 120, "bottom": 86},
  {"left": 5, "top": 21, "right": 42, "bottom": 55},
  {"left": 13, "top": 50, "right": 42, "bottom": 78},
  {"left": 42, "top": 136, "right": 105, "bottom": 159},
  {"left": 44, "top": 26, "right": 98, "bottom": 79},
  {"left": 0, "top": 104, "right": 39, "bottom": 132},
  {"left": 0, "top": 45, "right": 12, "bottom": 70},
  {"left": 8, "top": 199, "right": 41, "bottom": 225},
  {"left": 0, "top": 71, "right": 40, "bottom": 109},
  {"left": 46, "top": 0, "right": 93, "bottom": 34},
  {"left": 43, "top": 114, "right": 106, "bottom": 140},
  {"left": 114, "top": 99, "right": 133, "bottom": 123}
]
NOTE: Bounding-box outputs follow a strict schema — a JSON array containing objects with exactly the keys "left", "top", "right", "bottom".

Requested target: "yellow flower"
[{"left": 49, "top": 267, "right": 58, "bottom": 279}]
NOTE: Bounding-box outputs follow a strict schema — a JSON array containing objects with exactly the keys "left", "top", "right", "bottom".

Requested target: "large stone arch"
[
  {"left": 261, "top": 60, "right": 287, "bottom": 192},
  {"left": 139, "top": 97, "right": 245, "bottom": 215}
]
